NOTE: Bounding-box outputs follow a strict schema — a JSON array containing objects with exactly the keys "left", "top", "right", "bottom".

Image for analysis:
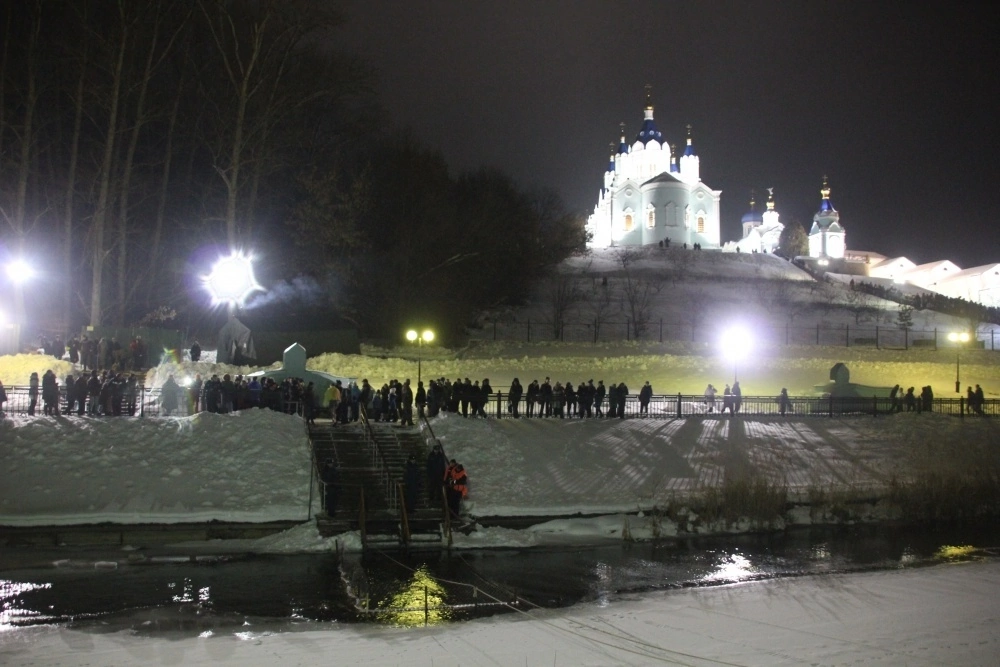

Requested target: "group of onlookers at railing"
[
  {"left": 0, "top": 369, "right": 143, "bottom": 417},
  {"left": 171, "top": 373, "right": 312, "bottom": 417}
]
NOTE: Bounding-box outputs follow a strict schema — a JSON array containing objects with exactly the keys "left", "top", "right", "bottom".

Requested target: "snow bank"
[{"left": 0, "top": 409, "right": 313, "bottom": 526}]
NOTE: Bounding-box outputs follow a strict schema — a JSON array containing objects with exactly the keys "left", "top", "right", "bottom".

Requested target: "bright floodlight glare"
[
  {"left": 720, "top": 326, "right": 752, "bottom": 361},
  {"left": 406, "top": 330, "right": 418, "bottom": 342},
  {"left": 5, "top": 259, "right": 35, "bottom": 284},
  {"left": 948, "top": 332, "right": 970, "bottom": 343},
  {"left": 204, "top": 252, "right": 262, "bottom": 306},
  {"left": 421, "top": 330, "right": 434, "bottom": 343}
]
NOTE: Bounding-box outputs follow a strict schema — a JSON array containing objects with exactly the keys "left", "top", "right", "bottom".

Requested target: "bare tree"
[
  {"left": 196, "top": 0, "right": 344, "bottom": 246},
  {"left": 613, "top": 247, "right": 662, "bottom": 339},
  {"left": 843, "top": 286, "right": 875, "bottom": 324},
  {"left": 545, "top": 272, "right": 582, "bottom": 340}
]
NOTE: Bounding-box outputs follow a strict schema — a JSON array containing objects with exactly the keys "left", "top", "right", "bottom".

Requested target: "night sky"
[{"left": 337, "top": 1, "right": 999, "bottom": 268}]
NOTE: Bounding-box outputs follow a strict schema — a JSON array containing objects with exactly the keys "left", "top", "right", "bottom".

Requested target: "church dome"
[
  {"left": 634, "top": 85, "right": 663, "bottom": 146},
  {"left": 635, "top": 118, "right": 663, "bottom": 145},
  {"left": 741, "top": 192, "right": 762, "bottom": 224}
]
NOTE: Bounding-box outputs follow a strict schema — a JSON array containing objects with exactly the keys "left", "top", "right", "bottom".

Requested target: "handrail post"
[{"left": 677, "top": 392, "right": 682, "bottom": 418}]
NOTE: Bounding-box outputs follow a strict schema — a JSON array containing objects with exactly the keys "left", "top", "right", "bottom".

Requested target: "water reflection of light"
[
  {"left": 701, "top": 552, "right": 757, "bottom": 583},
  {"left": 378, "top": 565, "right": 452, "bottom": 627},
  {"left": 2, "top": 580, "right": 53, "bottom": 630},
  {"left": 594, "top": 562, "right": 612, "bottom": 607},
  {"left": 168, "top": 579, "right": 211, "bottom": 606},
  {"left": 899, "top": 547, "right": 918, "bottom": 565},
  {"left": 935, "top": 545, "right": 980, "bottom": 562},
  {"left": 811, "top": 544, "right": 831, "bottom": 561}
]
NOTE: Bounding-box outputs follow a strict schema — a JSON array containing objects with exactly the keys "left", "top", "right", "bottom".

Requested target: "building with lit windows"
[{"left": 585, "top": 88, "right": 721, "bottom": 249}]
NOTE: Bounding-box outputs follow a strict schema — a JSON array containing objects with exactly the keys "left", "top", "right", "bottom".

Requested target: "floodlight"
[
  {"left": 947, "top": 332, "right": 970, "bottom": 343},
  {"left": 720, "top": 326, "right": 752, "bottom": 361},
  {"left": 5, "top": 259, "right": 35, "bottom": 284},
  {"left": 203, "top": 252, "right": 262, "bottom": 306}
]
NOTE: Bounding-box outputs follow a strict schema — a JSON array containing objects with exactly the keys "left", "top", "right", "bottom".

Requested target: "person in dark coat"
[
  {"left": 425, "top": 443, "right": 447, "bottom": 504},
  {"left": 64, "top": 374, "right": 76, "bottom": 415},
  {"left": 415, "top": 380, "right": 427, "bottom": 419},
  {"left": 320, "top": 461, "right": 340, "bottom": 516},
  {"left": 74, "top": 375, "right": 88, "bottom": 416},
  {"left": 732, "top": 381, "right": 742, "bottom": 414},
  {"left": 920, "top": 386, "right": 934, "bottom": 412},
  {"left": 508, "top": 378, "right": 523, "bottom": 418},
  {"left": 403, "top": 455, "right": 422, "bottom": 514},
  {"left": 639, "top": 381, "right": 652, "bottom": 416},
  {"left": 189, "top": 341, "right": 201, "bottom": 362},
  {"left": 616, "top": 382, "right": 629, "bottom": 418},
  {"left": 778, "top": 388, "right": 791, "bottom": 416},
  {"left": 594, "top": 380, "right": 606, "bottom": 417},
  {"left": 525, "top": 380, "right": 538, "bottom": 418},
  {"left": 973, "top": 384, "right": 985, "bottom": 415}
]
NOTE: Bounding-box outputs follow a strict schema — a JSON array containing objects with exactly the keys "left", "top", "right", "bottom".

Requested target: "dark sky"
[{"left": 337, "top": 0, "right": 999, "bottom": 268}]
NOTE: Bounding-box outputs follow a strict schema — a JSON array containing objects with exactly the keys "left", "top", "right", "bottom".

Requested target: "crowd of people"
[
  {"left": 38, "top": 334, "right": 150, "bottom": 372},
  {"left": 0, "top": 369, "right": 143, "bottom": 417}
]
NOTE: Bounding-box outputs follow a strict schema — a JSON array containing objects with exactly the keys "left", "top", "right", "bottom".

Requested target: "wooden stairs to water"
[{"left": 310, "top": 419, "right": 446, "bottom": 549}]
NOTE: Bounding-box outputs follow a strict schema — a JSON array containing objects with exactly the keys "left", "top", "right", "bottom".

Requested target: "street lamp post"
[
  {"left": 406, "top": 329, "right": 434, "bottom": 385},
  {"left": 5, "top": 258, "right": 35, "bottom": 353},
  {"left": 947, "top": 332, "right": 970, "bottom": 393}
]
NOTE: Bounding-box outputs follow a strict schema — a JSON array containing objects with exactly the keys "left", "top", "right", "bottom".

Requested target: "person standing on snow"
[{"left": 639, "top": 381, "right": 653, "bottom": 416}]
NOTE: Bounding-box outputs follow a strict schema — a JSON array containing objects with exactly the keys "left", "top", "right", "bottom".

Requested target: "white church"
[
  {"left": 585, "top": 89, "right": 721, "bottom": 249},
  {"left": 584, "top": 89, "right": 996, "bottom": 308}
]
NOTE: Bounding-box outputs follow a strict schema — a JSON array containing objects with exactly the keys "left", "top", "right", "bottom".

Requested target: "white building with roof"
[
  {"left": 898, "top": 260, "right": 962, "bottom": 289},
  {"left": 724, "top": 188, "right": 784, "bottom": 254},
  {"left": 808, "top": 177, "right": 846, "bottom": 259},
  {"left": 930, "top": 264, "right": 1000, "bottom": 307},
  {"left": 869, "top": 256, "right": 917, "bottom": 281},
  {"left": 586, "top": 87, "right": 721, "bottom": 249}
]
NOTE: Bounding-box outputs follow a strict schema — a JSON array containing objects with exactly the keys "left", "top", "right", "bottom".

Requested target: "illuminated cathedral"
[{"left": 585, "top": 88, "right": 721, "bottom": 249}]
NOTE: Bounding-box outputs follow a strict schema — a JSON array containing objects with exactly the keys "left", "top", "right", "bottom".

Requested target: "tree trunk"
[
  {"left": 89, "top": 17, "right": 129, "bottom": 328},
  {"left": 115, "top": 13, "right": 162, "bottom": 326},
  {"left": 62, "top": 42, "right": 86, "bottom": 335}
]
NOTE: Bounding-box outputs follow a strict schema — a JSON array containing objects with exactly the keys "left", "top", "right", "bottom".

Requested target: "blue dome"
[
  {"left": 683, "top": 141, "right": 696, "bottom": 157},
  {"left": 634, "top": 118, "right": 663, "bottom": 145},
  {"left": 819, "top": 198, "right": 835, "bottom": 213},
  {"left": 742, "top": 210, "right": 763, "bottom": 224}
]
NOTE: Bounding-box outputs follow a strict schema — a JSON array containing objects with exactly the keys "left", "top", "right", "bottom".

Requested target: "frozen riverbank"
[{"left": 2, "top": 558, "right": 997, "bottom": 666}]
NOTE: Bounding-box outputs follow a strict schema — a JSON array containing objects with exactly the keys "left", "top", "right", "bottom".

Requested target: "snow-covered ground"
[
  {"left": 2, "top": 398, "right": 996, "bottom": 543},
  {"left": 2, "top": 560, "right": 997, "bottom": 666}
]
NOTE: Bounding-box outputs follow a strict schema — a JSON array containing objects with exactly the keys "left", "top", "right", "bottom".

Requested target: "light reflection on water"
[
  {"left": 700, "top": 552, "right": 756, "bottom": 584},
  {"left": 1, "top": 580, "right": 53, "bottom": 630},
  {"left": 1, "top": 523, "right": 998, "bottom": 633}
]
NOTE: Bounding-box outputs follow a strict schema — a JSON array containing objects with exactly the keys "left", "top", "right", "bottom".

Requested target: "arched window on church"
[
  {"left": 624, "top": 213, "right": 634, "bottom": 231},
  {"left": 697, "top": 216, "right": 705, "bottom": 234},
  {"left": 646, "top": 209, "right": 655, "bottom": 229}
]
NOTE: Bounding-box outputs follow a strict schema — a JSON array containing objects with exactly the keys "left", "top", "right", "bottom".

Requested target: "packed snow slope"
[
  {"left": 2, "top": 401, "right": 997, "bottom": 532},
  {"left": 0, "top": 409, "right": 313, "bottom": 526}
]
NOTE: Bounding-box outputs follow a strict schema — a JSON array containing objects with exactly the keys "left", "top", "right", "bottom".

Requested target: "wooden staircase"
[{"left": 311, "top": 418, "right": 446, "bottom": 549}]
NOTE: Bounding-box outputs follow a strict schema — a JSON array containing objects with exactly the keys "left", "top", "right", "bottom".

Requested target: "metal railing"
[
  {"left": 476, "top": 318, "right": 1000, "bottom": 350},
  {"left": 358, "top": 405, "right": 398, "bottom": 511},
  {"left": 0, "top": 384, "right": 303, "bottom": 418},
  {"left": 431, "top": 392, "right": 998, "bottom": 419}
]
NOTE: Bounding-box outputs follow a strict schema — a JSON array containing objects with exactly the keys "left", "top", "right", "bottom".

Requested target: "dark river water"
[{"left": 2, "top": 522, "right": 998, "bottom": 635}]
